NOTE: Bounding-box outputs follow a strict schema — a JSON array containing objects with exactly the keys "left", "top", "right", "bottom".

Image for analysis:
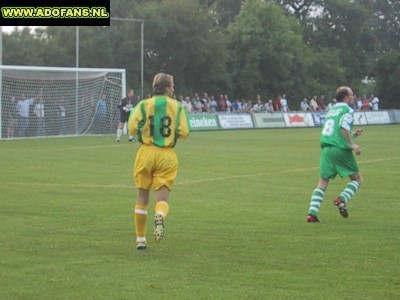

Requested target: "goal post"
[{"left": 0, "top": 65, "right": 126, "bottom": 139}]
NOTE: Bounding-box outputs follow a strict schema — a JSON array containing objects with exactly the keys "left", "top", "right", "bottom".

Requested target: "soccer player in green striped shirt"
[
  {"left": 307, "top": 86, "right": 364, "bottom": 222},
  {"left": 128, "top": 73, "right": 191, "bottom": 249}
]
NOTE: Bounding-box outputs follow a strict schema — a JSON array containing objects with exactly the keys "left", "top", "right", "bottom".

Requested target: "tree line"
[{"left": 3, "top": 0, "right": 400, "bottom": 108}]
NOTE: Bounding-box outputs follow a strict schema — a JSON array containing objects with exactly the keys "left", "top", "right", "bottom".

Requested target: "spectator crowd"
[
  {"left": 4, "top": 89, "right": 381, "bottom": 139},
  {"left": 173, "top": 92, "right": 380, "bottom": 114}
]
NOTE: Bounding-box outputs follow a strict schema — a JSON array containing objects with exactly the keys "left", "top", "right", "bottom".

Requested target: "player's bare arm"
[
  {"left": 341, "top": 127, "right": 362, "bottom": 155},
  {"left": 352, "top": 128, "right": 363, "bottom": 138}
]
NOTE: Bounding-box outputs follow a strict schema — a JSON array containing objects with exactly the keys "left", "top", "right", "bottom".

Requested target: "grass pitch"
[{"left": 1, "top": 125, "right": 399, "bottom": 299}]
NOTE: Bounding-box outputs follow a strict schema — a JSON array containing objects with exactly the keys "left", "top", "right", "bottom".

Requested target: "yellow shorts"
[{"left": 133, "top": 144, "right": 178, "bottom": 191}]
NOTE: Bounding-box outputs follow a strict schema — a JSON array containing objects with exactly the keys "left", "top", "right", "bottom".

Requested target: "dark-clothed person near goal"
[{"left": 116, "top": 88, "right": 138, "bottom": 143}]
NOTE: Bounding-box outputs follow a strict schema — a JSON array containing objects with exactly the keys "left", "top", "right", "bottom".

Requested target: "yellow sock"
[
  {"left": 155, "top": 201, "right": 169, "bottom": 218},
  {"left": 134, "top": 204, "right": 148, "bottom": 239}
]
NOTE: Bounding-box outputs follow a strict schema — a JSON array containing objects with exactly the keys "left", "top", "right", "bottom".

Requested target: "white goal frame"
[{"left": 0, "top": 65, "right": 126, "bottom": 140}]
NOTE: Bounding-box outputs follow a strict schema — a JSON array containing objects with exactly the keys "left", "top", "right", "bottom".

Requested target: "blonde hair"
[{"left": 152, "top": 73, "right": 174, "bottom": 95}]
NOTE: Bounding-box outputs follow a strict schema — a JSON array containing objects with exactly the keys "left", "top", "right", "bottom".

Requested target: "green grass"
[{"left": 1, "top": 125, "right": 400, "bottom": 299}]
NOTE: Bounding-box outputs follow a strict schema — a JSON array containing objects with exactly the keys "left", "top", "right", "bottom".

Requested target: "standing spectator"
[
  {"left": 34, "top": 96, "right": 45, "bottom": 136},
  {"left": 307, "top": 86, "right": 363, "bottom": 222},
  {"left": 210, "top": 95, "right": 218, "bottom": 113},
  {"left": 252, "top": 97, "right": 263, "bottom": 113},
  {"left": 193, "top": 95, "right": 203, "bottom": 113},
  {"left": 128, "top": 73, "right": 191, "bottom": 250},
  {"left": 361, "top": 95, "right": 370, "bottom": 111},
  {"left": 201, "top": 93, "right": 208, "bottom": 107},
  {"left": 253, "top": 95, "right": 263, "bottom": 112},
  {"left": 232, "top": 99, "right": 240, "bottom": 113},
  {"left": 356, "top": 96, "right": 363, "bottom": 111},
  {"left": 264, "top": 99, "right": 275, "bottom": 113},
  {"left": 241, "top": 99, "right": 252, "bottom": 113},
  {"left": 317, "top": 95, "right": 326, "bottom": 111},
  {"left": 217, "top": 94, "right": 226, "bottom": 112},
  {"left": 94, "top": 94, "right": 107, "bottom": 133},
  {"left": 309, "top": 96, "right": 319, "bottom": 111},
  {"left": 203, "top": 95, "right": 211, "bottom": 113},
  {"left": 17, "top": 93, "right": 36, "bottom": 137},
  {"left": 183, "top": 96, "right": 194, "bottom": 113},
  {"left": 225, "top": 95, "right": 232, "bottom": 112},
  {"left": 280, "top": 94, "right": 289, "bottom": 112},
  {"left": 326, "top": 98, "right": 336, "bottom": 111},
  {"left": 370, "top": 94, "right": 380, "bottom": 110},
  {"left": 300, "top": 98, "right": 311, "bottom": 111},
  {"left": 116, "top": 88, "right": 137, "bottom": 143},
  {"left": 6, "top": 96, "right": 18, "bottom": 138},
  {"left": 58, "top": 97, "right": 66, "bottom": 135},
  {"left": 191, "top": 93, "right": 199, "bottom": 108},
  {"left": 273, "top": 96, "right": 281, "bottom": 111}
]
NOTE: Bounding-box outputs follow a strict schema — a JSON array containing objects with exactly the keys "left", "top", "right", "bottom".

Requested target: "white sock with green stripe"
[
  {"left": 339, "top": 180, "right": 360, "bottom": 204},
  {"left": 308, "top": 188, "right": 325, "bottom": 216}
]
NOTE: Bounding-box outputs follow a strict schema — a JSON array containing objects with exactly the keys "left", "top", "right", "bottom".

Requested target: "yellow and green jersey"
[{"left": 128, "top": 95, "right": 191, "bottom": 148}]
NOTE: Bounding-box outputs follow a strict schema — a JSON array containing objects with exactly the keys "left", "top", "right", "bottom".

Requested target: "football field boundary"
[{"left": 3, "top": 157, "right": 399, "bottom": 190}]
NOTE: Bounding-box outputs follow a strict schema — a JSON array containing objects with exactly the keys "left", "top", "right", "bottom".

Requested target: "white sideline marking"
[
  {"left": 7, "top": 144, "right": 124, "bottom": 152},
  {"left": 4, "top": 157, "right": 399, "bottom": 189},
  {"left": 178, "top": 157, "right": 400, "bottom": 185}
]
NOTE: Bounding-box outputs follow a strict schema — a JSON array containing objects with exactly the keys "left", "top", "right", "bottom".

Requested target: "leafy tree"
[
  {"left": 110, "top": 0, "right": 140, "bottom": 17},
  {"left": 227, "top": 0, "right": 312, "bottom": 99},
  {"left": 109, "top": 0, "right": 144, "bottom": 88},
  {"left": 78, "top": 27, "right": 114, "bottom": 68},
  {"left": 208, "top": 0, "right": 244, "bottom": 28},
  {"left": 106, "top": 23, "right": 143, "bottom": 90},
  {"left": 139, "top": 0, "right": 229, "bottom": 96},
  {"left": 277, "top": 0, "right": 388, "bottom": 96},
  {"left": 277, "top": 0, "right": 325, "bottom": 20},
  {"left": 2, "top": 28, "right": 45, "bottom": 66},
  {"left": 306, "top": 48, "right": 345, "bottom": 100},
  {"left": 365, "top": 0, "right": 400, "bottom": 54},
  {"left": 40, "top": 27, "right": 76, "bottom": 67},
  {"left": 307, "top": 0, "right": 375, "bottom": 84},
  {"left": 373, "top": 51, "right": 400, "bottom": 108}
]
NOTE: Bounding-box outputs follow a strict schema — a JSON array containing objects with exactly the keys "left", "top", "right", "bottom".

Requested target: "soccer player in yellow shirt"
[{"left": 128, "top": 73, "right": 191, "bottom": 250}]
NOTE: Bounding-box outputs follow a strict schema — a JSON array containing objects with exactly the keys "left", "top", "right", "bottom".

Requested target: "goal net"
[{"left": 0, "top": 65, "right": 126, "bottom": 139}]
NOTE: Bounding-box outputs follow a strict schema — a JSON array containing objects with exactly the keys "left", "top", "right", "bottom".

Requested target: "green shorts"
[{"left": 319, "top": 146, "right": 359, "bottom": 180}]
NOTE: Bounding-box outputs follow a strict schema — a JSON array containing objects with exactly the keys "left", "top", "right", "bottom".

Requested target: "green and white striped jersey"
[{"left": 320, "top": 102, "right": 354, "bottom": 150}]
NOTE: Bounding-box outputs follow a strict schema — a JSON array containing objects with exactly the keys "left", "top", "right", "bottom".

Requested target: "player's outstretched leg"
[
  {"left": 135, "top": 204, "right": 148, "bottom": 250},
  {"left": 333, "top": 198, "right": 348, "bottom": 218},
  {"left": 307, "top": 215, "right": 320, "bottom": 223},
  {"left": 333, "top": 180, "right": 360, "bottom": 218},
  {"left": 307, "top": 188, "right": 324, "bottom": 222},
  {"left": 116, "top": 128, "right": 123, "bottom": 143},
  {"left": 136, "top": 237, "right": 147, "bottom": 250},
  {"left": 154, "top": 201, "right": 169, "bottom": 242},
  {"left": 154, "top": 213, "right": 165, "bottom": 242}
]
